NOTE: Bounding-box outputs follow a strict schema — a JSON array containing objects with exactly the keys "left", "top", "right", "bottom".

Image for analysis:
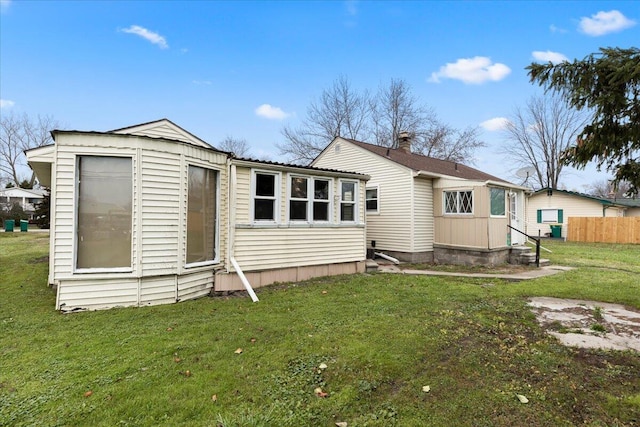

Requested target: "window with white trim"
[
  {"left": 444, "top": 190, "right": 473, "bottom": 214},
  {"left": 288, "top": 175, "right": 331, "bottom": 222},
  {"left": 187, "top": 165, "right": 218, "bottom": 265},
  {"left": 340, "top": 180, "right": 358, "bottom": 222},
  {"left": 253, "top": 171, "right": 280, "bottom": 222},
  {"left": 489, "top": 188, "right": 506, "bottom": 216},
  {"left": 76, "top": 156, "right": 132, "bottom": 270},
  {"left": 366, "top": 186, "right": 379, "bottom": 214}
]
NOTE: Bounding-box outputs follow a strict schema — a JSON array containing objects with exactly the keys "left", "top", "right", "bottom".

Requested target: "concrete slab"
[{"left": 528, "top": 297, "right": 640, "bottom": 352}]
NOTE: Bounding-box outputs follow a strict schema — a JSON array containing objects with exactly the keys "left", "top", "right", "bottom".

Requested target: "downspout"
[{"left": 228, "top": 162, "right": 259, "bottom": 302}]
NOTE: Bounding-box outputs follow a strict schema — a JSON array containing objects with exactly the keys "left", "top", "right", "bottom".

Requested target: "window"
[
  {"left": 340, "top": 180, "right": 358, "bottom": 222},
  {"left": 288, "top": 175, "right": 330, "bottom": 222},
  {"left": 187, "top": 166, "right": 218, "bottom": 265},
  {"left": 490, "top": 188, "right": 506, "bottom": 216},
  {"left": 76, "top": 156, "right": 132, "bottom": 270},
  {"left": 313, "top": 179, "right": 330, "bottom": 221},
  {"left": 444, "top": 190, "right": 473, "bottom": 214},
  {"left": 366, "top": 186, "right": 379, "bottom": 214},
  {"left": 253, "top": 172, "right": 279, "bottom": 222},
  {"left": 537, "top": 209, "right": 563, "bottom": 223}
]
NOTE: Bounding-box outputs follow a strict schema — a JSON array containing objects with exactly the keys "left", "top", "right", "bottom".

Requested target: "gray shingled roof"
[{"left": 343, "top": 138, "right": 512, "bottom": 183}]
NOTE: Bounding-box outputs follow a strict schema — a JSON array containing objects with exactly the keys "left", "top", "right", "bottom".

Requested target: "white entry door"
[{"left": 509, "top": 192, "right": 525, "bottom": 245}]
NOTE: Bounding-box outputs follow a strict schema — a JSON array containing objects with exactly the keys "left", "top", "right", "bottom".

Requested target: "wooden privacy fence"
[{"left": 567, "top": 217, "right": 640, "bottom": 244}]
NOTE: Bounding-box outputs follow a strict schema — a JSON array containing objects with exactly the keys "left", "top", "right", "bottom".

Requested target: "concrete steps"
[{"left": 509, "top": 245, "right": 550, "bottom": 267}]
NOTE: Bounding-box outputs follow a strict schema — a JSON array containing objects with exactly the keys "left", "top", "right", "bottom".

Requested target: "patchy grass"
[{"left": 1, "top": 233, "right": 639, "bottom": 426}]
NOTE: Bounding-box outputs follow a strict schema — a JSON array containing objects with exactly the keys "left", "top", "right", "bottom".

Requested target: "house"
[
  {"left": 311, "top": 135, "right": 529, "bottom": 266},
  {"left": 526, "top": 188, "right": 640, "bottom": 239},
  {"left": 0, "top": 187, "right": 46, "bottom": 219},
  {"left": 26, "top": 119, "right": 368, "bottom": 311}
]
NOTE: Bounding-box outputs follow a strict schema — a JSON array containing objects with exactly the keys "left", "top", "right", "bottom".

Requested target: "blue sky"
[{"left": 1, "top": 1, "right": 637, "bottom": 190}]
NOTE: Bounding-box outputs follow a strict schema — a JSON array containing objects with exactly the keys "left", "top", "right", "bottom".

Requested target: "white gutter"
[
  {"left": 375, "top": 252, "right": 400, "bottom": 265},
  {"left": 230, "top": 257, "right": 259, "bottom": 302},
  {"left": 228, "top": 162, "right": 259, "bottom": 302}
]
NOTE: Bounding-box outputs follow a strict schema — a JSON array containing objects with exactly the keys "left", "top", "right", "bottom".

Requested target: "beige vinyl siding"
[
  {"left": 234, "top": 167, "right": 252, "bottom": 224},
  {"left": 526, "top": 192, "right": 608, "bottom": 237},
  {"left": 140, "top": 276, "right": 177, "bottom": 306},
  {"left": 313, "top": 138, "right": 415, "bottom": 253},
  {"left": 233, "top": 227, "right": 365, "bottom": 271},
  {"left": 50, "top": 132, "right": 227, "bottom": 310},
  {"left": 178, "top": 270, "right": 214, "bottom": 301},
  {"left": 140, "top": 150, "right": 180, "bottom": 276},
  {"left": 412, "top": 177, "right": 434, "bottom": 251},
  {"left": 57, "top": 278, "right": 139, "bottom": 311},
  {"left": 114, "top": 121, "right": 210, "bottom": 148}
]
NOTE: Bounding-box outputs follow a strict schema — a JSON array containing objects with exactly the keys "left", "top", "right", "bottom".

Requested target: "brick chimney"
[{"left": 398, "top": 131, "right": 411, "bottom": 153}]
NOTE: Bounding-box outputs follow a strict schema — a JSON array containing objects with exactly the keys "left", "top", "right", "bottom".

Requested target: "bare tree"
[
  {"left": 278, "top": 75, "right": 371, "bottom": 164},
  {"left": 586, "top": 179, "right": 632, "bottom": 199},
  {"left": 218, "top": 136, "right": 251, "bottom": 158},
  {"left": 502, "top": 94, "right": 589, "bottom": 189},
  {"left": 371, "top": 78, "right": 433, "bottom": 148},
  {"left": 279, "top": 76, "right": 486, "bottom": 165},
  {"left": 0, "top": 112, "right": 60, "bottom": 187}
]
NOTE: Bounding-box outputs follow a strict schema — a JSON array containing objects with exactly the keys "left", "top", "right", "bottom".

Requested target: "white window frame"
[
  {"left": 251, "top": 170, "right": 281, "bottom": 224},
  {"left": 443, "top": 189, "right": 474, "bottom": 215},
  {"left": 185, "top": 164, "right": 220, "bottom": 268},
  {"left": 287, "top": 174, "right": 332, "bottom": 223},
  {"left": 489, "top": 187, "right": 506, "bottom": 218},
  {"left": 339, "top": 179, "right": 359, "bottom": 223},
  {"left": 74, "top": 155, "right": 133, "bottom": 274},
  {"left": 541, "top": 209, "right": 559, "bottom": 223},
  {"left": 365, "top": 185, "right": 379, "bottom": 214}
]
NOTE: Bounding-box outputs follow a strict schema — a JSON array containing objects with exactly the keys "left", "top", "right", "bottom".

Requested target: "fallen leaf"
[
  {"left": 335, "top": 422, "right": 348, "bottom": 427},
  {"left": 319, "top": 363, "right": 328, "bottom": 370},
  {"left": 174, "top": 357, "right": 181, "bottom": 363},
  {"left": 184, "top": 370, "right": 191, "bottom": 377},
  {"left": 211, "top": 394, "right": 217, "bottom": 402},
  {"left": 84, "top": 391, "right": 93, "bottom": 397},
  {"left": 234, "top": 348, "right": 243, "bottom": 354},
  {"left": 322, "top": 290, "right": 328, "bottom": 294},
  {"left": 250, "top": 338, "right": 257, "bottom": 343},
  {"left": 516, "top": 394, "right": 529, "bottom": 404},
  {"left": 314, "top": 387, "right": 328, "bottom": 397},
  {"left": 166, "top": 327, "right": 173, "bottom": 332},
  {"left": 422, "top": 385, "right": 431, "bottom": 393}
]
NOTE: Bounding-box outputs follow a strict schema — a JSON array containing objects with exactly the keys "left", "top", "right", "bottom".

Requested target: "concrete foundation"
[
  {"left": 371, "top": 249, "right": 434, "bottom": 263},
  {"left": 433, "top": 244, "right": 510, "bottom": 266},
  {"left": 214, "top": 260, "right": 366, "bottom": 292}
]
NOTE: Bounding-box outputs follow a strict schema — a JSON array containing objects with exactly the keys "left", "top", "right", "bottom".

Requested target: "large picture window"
[
  {"left": 490, "top": 188, "right": 506, "bottom": 216},
  {"left": 253, "top": 171, "right": 279, "bottom": 222},
  {"left": 187, "top": 166, "right": 218, "bottom": 265},
  {"left": 76, "top": 156, "right": 132, "bottom": 270},
  {"left": 444, "top": 190, "right": 473, "bottom": 214},
  {"left": 340, "top": 180, "right": 358, "bottom": 222}
]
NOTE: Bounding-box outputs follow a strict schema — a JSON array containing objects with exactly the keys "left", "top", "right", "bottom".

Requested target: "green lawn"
[{"left": 1, "top": 233, "right": 639, "bottom": 426}]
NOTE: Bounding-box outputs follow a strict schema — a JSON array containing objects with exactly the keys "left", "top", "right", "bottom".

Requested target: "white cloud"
[
  {"left": 532, "top": 50, "right": 568, "bottom": 64},
  {"left": 255, "top": 104, "right": 290, "bottom": 120},
  {"left": 549, "top": 24, "right": 568, "bottom": 34},
  {"left": 480, "top": 117, "right": 509, "bottom": 131},
  {"left": 0, "top": 99, "right": 15, "bottom": 109},
  {"left": 192, "top": 80, "right": 212, "bottom": 85},
  {"left": 579, "top": 10, "right": 636, "bottom": 36},
  {"left": 428, "top": 56, "right": 511, "bottom": 84},
  {"left": 121, "top": 25, "right": 168, "bottom": 49}
]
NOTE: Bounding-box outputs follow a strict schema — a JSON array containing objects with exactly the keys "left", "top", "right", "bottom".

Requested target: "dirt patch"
[{"left": 528, "top": 297, "right": 640, "bottom": 351}]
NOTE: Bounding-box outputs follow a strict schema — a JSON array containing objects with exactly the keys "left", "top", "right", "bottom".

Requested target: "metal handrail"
[{"left": 508, "top": 225, "right": 540, "bottom": 267}]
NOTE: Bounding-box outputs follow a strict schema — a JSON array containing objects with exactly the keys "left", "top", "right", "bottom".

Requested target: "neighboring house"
[
  {"left": 526, "top": 188, "right": 640, "bottom": 238},
  {"left": 26, "top": 119, "right": 368, "bottom": 311},
  {"left": 0, "top": 187, "right": 45, "bottom": 219},
  {"left": 311, "top": 136, "right": 529, "bottom": 265}
]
